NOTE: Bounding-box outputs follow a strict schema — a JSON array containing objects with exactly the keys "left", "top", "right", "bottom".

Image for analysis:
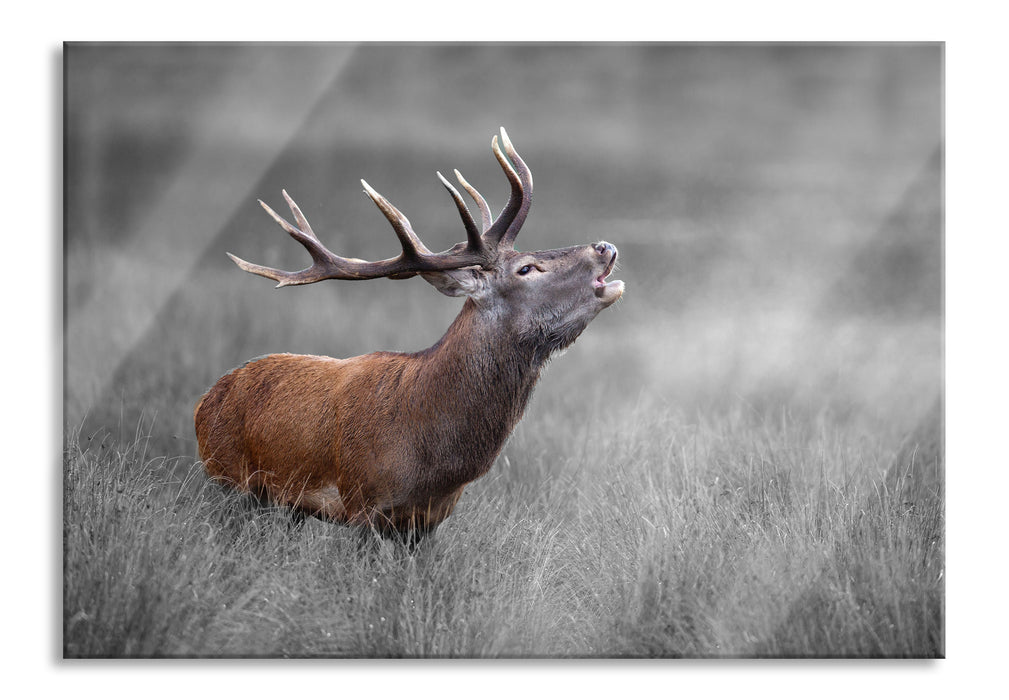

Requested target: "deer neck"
[
  {"left": 425, "top": 298, "right": 543, "bottom": 409},
  {"left": 412, "top": 298, "right": 543, "bottom": 471}
]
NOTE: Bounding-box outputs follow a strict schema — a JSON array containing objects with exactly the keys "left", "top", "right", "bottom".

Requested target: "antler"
[
  {"left": 228, "top": 127, "right": 533, "bottom": 287},
  {"left": 450, "top": 127, "right": 533, "bottom": 249},
  {"left": 483, "top": 127, "right": 533, "bottom": 249}
]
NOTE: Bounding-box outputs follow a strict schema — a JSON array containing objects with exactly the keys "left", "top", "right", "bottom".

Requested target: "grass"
[{"left": 63, "top": 393, "right": 943, "bottom": 658}]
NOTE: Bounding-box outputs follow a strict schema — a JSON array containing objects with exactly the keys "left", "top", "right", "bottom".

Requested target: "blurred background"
[{"left": 64, "top": 43, "right": 941, "bottom": 459}]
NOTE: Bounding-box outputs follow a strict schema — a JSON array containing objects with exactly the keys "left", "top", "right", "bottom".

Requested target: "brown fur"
[{"left": 196, "top": 299, "right": 540, "bottom": 535}]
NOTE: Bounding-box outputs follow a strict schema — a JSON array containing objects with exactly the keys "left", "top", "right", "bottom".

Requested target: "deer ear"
[{"left": 420, "top": 268, "right": 489, "bottom": 298}]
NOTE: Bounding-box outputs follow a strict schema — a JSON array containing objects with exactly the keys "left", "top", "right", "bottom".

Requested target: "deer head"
[{"left": 196, "top": 128, "right": 623, "bottom": 538}]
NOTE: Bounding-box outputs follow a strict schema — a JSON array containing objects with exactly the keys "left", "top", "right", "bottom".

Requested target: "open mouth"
[
  {"left": 592, "top": 250, "right": 624, "bottom": 304},
  {"left": 593, "top": 250, "right": 617, "bottom": 289}
]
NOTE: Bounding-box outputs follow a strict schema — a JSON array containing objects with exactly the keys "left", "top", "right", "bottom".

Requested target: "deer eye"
[{"left": 517, "top": 264, "right": 534, "bottom": 276}]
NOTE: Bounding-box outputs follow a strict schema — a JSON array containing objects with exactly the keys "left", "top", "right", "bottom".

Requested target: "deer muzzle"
[{"left": 592, "top": 241, "right": 624, "bottom": 305}]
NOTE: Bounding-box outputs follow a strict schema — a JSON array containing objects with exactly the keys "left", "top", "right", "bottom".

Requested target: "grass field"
[
  {"left": 63, "top": 44, "right": 943, "bottom": 657},
  {"left": 63, "top": 375, "right": 942, "bottom": 657}
]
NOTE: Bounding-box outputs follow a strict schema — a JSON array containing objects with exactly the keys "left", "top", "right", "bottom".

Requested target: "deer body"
[{"left": 195, "top": 129, "right": 623, "bottom": 536}]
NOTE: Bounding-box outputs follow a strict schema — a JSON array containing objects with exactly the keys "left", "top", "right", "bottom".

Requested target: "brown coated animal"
[{"left": 195, "top": 129, "right": 624, "bottom": 538}]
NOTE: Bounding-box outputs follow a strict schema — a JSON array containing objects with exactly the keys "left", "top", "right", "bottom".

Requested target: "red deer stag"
[{"left": 194, "top": 128, "right": 624, "bottom": 538}]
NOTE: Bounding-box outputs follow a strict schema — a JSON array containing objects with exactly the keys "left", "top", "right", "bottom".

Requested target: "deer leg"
[{"left": 294, "top": 486, "right": 349, "bottom": 524}]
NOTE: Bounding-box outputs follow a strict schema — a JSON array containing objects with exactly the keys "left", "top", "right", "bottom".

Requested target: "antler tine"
[
  {"left": 257, "top": 196, "right": 329, "bottom": 265},
  {"left": 453, "top": 168, "right": 493, "bottom": 233},
  {"left": 483, "top": 127, "right": 533, "bottom": 250},
  {"left": 281, "top": 189, "right": 316, "bottom": 240},
  {"left": 496, "top": 127, "right": 533, "bottom": 248},
  {"left": 360, "top": 180, "right": 433, "bottom": 259},
  {"left": 227, "top": 251, "right": 299, "bottom": 287},
  {"left": 437, "top": 171, "right": 488, "bottom": 258}
]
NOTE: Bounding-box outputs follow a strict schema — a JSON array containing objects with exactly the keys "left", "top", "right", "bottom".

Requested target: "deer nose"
[{"left": 593, "top": 242, "right": 615, "bottom": 257}]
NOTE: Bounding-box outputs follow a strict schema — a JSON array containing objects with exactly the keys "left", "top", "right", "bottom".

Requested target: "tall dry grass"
[{"left": 64, "top": 378, "right": 942, "bottom": 657}]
